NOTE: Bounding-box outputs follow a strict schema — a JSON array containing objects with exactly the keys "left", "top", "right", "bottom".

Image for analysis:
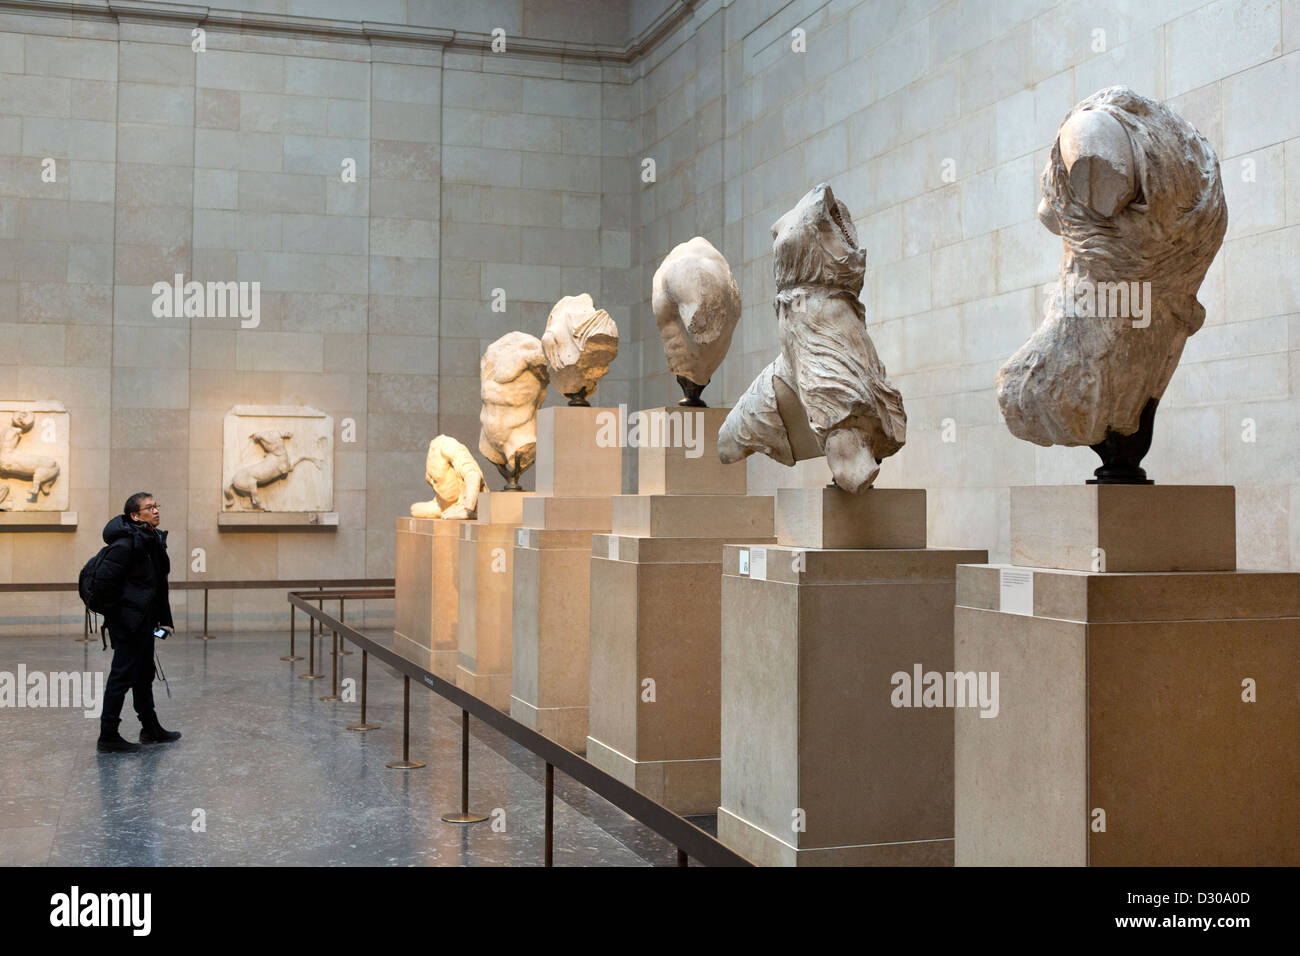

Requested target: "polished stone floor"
[{"left": 0, "top": 630, "right": 715, "bottom": 866}]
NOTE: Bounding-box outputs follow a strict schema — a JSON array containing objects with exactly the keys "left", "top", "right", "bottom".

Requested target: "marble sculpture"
[
  {"left": 0, "top": 411, "right": 60, "bottom": 507},
  {"left": 652, "top": 236, "right": 742, "bottom": 406},
  {"left": 719, "top": 183, "right": 906, "bottom": 492},
  {"left": 479, "top": 331, "right": 549, "bottom": 490},
  {"left": 996, "top": 86, "right": 1228, "bottom": 483},
  {"left": 540, "top": 293, "right": 618, "bottom": 405},
  {"left": 224, "top": 430, "right": 325, "bottom": 510},
  {"left": 411, "top": 435, "right": 486, "bottom": 519}
]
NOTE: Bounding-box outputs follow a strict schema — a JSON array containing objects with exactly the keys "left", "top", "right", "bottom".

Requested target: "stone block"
[
  {"left": 533, "top": 405, "right": 623, "bottom": 498},
  {"left": 718, "top": 543, "right": 987, "bottom": 865},
  {"left": 1010, "top": 485, "right": 1236, "bottom": 572},
  {"left": 955, "top": 562, "right": 1300, "bottom": 865}
]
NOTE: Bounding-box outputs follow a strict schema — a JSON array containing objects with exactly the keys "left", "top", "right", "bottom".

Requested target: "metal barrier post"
[
  {"left": 195, "top": 588, "right": 215, "bottom": 640},
  {"left": 297, "top": 603, "right": 323, "bottom": 680},
  {"left": 676, "top": 849, "right": 688, "bottom": 867},
  {"left": 77, "top": 609, "right": 94, "bottom": 643},
  {"left": 320, "top": 630, "right": 341, "bottom": 701},
  {"left": 544, "top": 763, "right": 554, "bottom": 867},
  {"left": 346, "top": 649, "right": 380, "bottom": 731},
  {"left": 336, "top": 597, "right": 352, "bottom": 655},
  {"left": 441, "top": 710, "right": 488, "bottom": 824},
  {"left": 281, "top": 601, "right": 303, "bottom": 662},
  {"left": 385, "top": 676, "right": 425, "bottom": 769}
]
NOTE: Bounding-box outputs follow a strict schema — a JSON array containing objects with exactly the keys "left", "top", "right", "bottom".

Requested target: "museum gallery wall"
[{"left": 1, "top": 0, "right": 1298, "bottom": 637}]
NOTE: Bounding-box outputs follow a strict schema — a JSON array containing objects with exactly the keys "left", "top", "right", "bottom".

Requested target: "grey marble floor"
[{"left": 0, "top": 631, "right": 714, "bottom": 867}]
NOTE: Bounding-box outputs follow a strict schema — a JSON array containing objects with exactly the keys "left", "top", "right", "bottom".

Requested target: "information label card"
[{"left": 999, "top": 568, "right": 1034, "bottom": 616}]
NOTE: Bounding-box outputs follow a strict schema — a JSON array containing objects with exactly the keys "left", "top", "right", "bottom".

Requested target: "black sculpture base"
[
  {"left": 494, "top": 462, "right": 524, "bottom": 492},
  {"left": 1087, "top": 397, "right": 1158, "bottom": 485},
  {"left": 676, "top": 375, "right": 708, "bottom": 408}
]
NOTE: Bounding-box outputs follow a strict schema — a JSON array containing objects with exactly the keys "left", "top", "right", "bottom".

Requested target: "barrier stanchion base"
[
  {"left": 297, "top": 673, "right": 324, "bottom": 680},
  {"left": 386, "top": 760, "right": 426, "bottom": 769},
  {"left": 319, "top": 693, "right": 341, "bottom": 702},
  {"left": 346, "top": 722, "right": 380, "bottom": 731},
  {"left": 441, "top": 811, "right": 489, "bottom": 825},
  {"left": 194, "top": 634, "right": 216, "bottom": 641},
  {"left": 279, "top": 654, "right": 304, "bottom": 662}
]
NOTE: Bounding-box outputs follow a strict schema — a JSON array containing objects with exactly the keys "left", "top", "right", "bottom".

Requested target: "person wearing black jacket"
[{"left": 96, "top": 492, "right": 182, "bottom": 754}]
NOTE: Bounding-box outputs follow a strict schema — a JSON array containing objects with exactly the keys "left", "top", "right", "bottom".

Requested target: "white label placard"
[
  {"left": 999, "top": 568, "right": 1034, "bottom": 616},
  {"left": 750, "top": 547, "right": 767, "bottom": 582},
  {"left": 608, "top": 536, "right": 619, "bottom": 561},
  {"left": 516, "top": 529, "right": 527, "bottom": 548},
  {"left": 737, "top": 549, "right": 750, "bottom": 575}
]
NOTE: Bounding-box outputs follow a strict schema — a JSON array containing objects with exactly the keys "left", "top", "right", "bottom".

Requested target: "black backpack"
[{"left": 79, "top": 538, "right": 129, "bottom": 617}]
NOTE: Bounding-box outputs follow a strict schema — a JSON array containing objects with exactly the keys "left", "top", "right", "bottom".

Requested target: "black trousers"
[{"left": 101, "top": 628, "right": 156, "bottom": 726}]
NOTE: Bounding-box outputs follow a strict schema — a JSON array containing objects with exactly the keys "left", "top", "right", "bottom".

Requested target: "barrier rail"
[
  {"left": 287, "top": 589, "right": 752, "bottom": 868},
  {"left": 0, "top": 578, "right": 394, "bottom": 643}
]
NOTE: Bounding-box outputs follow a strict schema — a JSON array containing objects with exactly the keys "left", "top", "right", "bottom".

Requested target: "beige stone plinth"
[
  {"left": 586, "top": 531, "right": 775, "bottom": 815},
  {"left": 718, "top": 543, "right": 986, "bottom": 866},
  {"left": 522, "top": 494, "right": 612, "bottom": 531},
  {"left": 392, "top": 516, "right": 461, "bottom": 679},
  {"left": 955, "top": 563, "right": 1300, "bottom": 866},
  {"left": 534, "top": 405, "right": 623, "bottom": 497},
  {"left": 510, "top": 502, "right": 614, "bottom": 752},
  {"left": 1010, "top": 485, "right": 1235, "bottom": 572},
  {"left": 0, "top": 512, "right": 77, "bottom": 529},
  {"left": 775, "top": 486, "right": 926, "bottom": 549},
  {"left": 611, "top": 493, "right": 772, "bottom": 538},
  {"left": 218, "top": 511, "right": 338, "bottom": 530},
  {"left": 455, "top": 519, "right": 518, "bottom": 712},
  {"left": 634, "top": 406, "right": 745, "bottom": 495},
  {"left": 477, "top": 490, "right": 532, "bottom": 524}
]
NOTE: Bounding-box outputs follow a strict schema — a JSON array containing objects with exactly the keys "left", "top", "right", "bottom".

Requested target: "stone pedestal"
[
  {"left": 1009, "top": 484, "right": 1235, "bottom": 572},
  {"left": 635, "top": 405, "right": 744, "bottom": 496},
  {"left": 393, "top": 516, "right": 461, "bottom": 678},
  {"left": 533, "top": 405, "right": 623, "bottom": 498},
  {"left": 955, "top": 485, "right": 1299, "bottom": 866},
  {"left": 587, "top": 492, "right": 774, "bottom": 814},
  {"left": 455, "top": 491, "right": 532, "bottom": 711},
  {"left": 717, "top": 487, "right": 986, "bottom": 866},
  {"left": 775, "top": 486, "right": 926, "bottom": 549},
  {"left": 510, "top": 406, "right": 622, "bottom": 752}
]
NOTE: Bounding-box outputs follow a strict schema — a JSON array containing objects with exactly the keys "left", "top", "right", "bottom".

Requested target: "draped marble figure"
[
  {"left": 540, "top": 293, "right": 619, "bottom": 405},
  {"left": 478, "top": 331, "right": 549, "bottom": 491},
  {"left": 996, "top": 87, "right": 1228, "bottom": 483},
  {"left": 652, "top": 236, "right": 742, "bottom": 407},
  {"left": 719, "top": 183, "right": 907, "bottom": 493},
  {"left": 411, "top": 434, "right": 486, "bottom": 519}
]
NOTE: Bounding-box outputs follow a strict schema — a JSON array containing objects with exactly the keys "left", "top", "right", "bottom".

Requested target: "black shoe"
[
  {"left": 97, "top": 734, "right": 142, "bottom": 754},
  {"left": 139, "top": 718, "right": 181, "bottom": 745}
]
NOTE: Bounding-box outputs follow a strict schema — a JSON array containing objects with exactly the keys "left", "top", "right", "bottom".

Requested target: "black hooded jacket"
[{"left": 99, "top": 515, "right": 174, "bottom": 641}]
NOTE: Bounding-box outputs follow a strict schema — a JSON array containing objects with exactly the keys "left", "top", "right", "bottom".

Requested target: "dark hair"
[{"left": 124, "top": 492, "right": 155, "bottom": 517}]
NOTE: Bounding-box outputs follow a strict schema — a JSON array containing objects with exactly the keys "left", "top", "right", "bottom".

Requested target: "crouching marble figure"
[
  {"left": 719, "top": 183, "right": 906, "bottom": 492},
  {"left": 411, "top": 435, "right": 486, "bottom": 519},
  {"left": 996, "top": 87, "right": 1228, "bottom": 483},
  {"left": 540, "top": 293, "right": 619, "bottom": 406},
  {"left": 652, "top": 236, "right": 742, "bottom": 407},
  {"left": 479, "top": 331, "right": 549, "bottom": 491}
]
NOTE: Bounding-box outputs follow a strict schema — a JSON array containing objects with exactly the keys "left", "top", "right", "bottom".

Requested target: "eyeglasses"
[{"left": 139, "top": 505, "right": 160, "bottom": 512}]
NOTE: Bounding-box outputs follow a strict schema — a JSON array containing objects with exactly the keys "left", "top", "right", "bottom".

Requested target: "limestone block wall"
[
  {"left": 0, "top": 0, "right": 639, "bottom": 634},
  {"left": 2, "top": 0, "right": 1297, "bottom": 636},
  {"left": 627, "top": 0, "right": 1300, "bottom": 570}
]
